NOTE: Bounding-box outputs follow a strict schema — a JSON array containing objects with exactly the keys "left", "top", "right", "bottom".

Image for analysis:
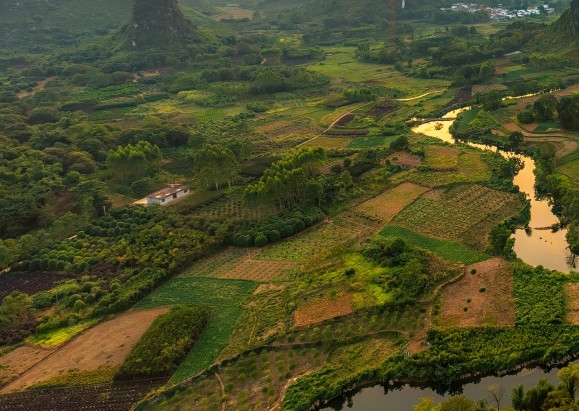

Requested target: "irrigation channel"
[{"left": 319, "top": 107, "right": 577, "bottom": 410}]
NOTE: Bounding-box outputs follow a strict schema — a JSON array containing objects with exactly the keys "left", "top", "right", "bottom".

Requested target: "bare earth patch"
[
  {"left": 0, "top": 346, "right": 53, "bottom": 386},
  {"left": 294, "top": 294, "right": 353, "bottom": 327},
  {"left": 565, "top": 283, "right": 579, "bottom": 325},
  {"left": 355, "top": 182, "right": 429, "bottom": 222},
  {"left": 1, "top": 307, "right": 169, "bottom": 393},
  {"left": 385, "top": 151, "right": 422, "bottom": 169},
  {"left": 438, "top": 258, "right": 514, "bottom": 328}
]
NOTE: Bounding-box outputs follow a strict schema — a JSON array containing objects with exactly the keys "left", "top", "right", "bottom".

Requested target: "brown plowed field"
[
  {"left": 438, "top": 258, "right": 514, "bottom": 328},
  {"left": 294, "top": 294, "right": 352, "bottom": 327},
  {"left": 1, "top": 308, "right": 168, "bottom": 393}
]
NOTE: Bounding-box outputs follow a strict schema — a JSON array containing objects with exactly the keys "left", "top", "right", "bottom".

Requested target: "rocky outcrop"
[{"left": 127, "top": 0, "right": 196, "bottom": 50}]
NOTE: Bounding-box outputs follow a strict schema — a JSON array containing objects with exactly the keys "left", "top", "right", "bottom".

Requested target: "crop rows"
[
  {"left": 393, "top": 184, "right": 519, "bottom": 241},
  {"left": 195, "top": 196, "right": 251, "bottom": 221},
  {"left": 0, "top": 379, "right": 164, "bottom": 411},
  {"left": 218, "top": 260, "right": 297, "bottom": 282},
  {"left": 379, "top": 225, "right": 489, "bottom": 265},
  {"left": 255, "top": 222, "right": 359, "bottom": 262},
  {"left": 179, "top": 247, "right": 247, "bottom": 278}
]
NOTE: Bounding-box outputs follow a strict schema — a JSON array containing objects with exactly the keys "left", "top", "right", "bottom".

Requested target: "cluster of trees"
[
  {"left": 231, "top": 206, "right": 324, "bottom": 247},
  {"left": 193, "top": 144, "right": 239, "bottom": 190},
  {"left": 511, "top": 365, "right": 579, "bottom": 411},
  {"left": 105, "top": 140, "right": 162, "bottom": 182},
  {"left": 243, "top": 147, "right": 326, "bottom": 212},
  {"left": 0, "top": 291, "right": 36, "bottom": 345},
  {"left": 517, "top": 93, "right": 558, "bottom": 124},
  {"left": 517, "top": 93, "right": 579, "bottom": 131},
  {"left": 117, "top": 305, "right": 210, "bottom": 379},
  {"left": 362, "top": 237, "right": 449, "bottom": 304}
]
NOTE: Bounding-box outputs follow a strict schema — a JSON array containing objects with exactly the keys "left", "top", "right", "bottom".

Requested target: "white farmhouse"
[{"left": 146, "top": 184, "right": 190, "bottom": 205}]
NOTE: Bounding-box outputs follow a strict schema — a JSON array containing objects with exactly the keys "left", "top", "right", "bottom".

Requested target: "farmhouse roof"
[{"left": 147, "top": 184, "right": 188, "bottom": 200}]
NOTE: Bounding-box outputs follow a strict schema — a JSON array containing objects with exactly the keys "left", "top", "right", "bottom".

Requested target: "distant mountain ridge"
[{"left": 0, "top": 0, "right": 217, "bottom": 50}]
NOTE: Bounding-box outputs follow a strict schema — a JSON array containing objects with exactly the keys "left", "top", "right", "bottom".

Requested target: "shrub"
[
  {"left": 117, "top": 305, "right": 209, "bottom": 379},
  {"left": 479, "top": 287, "right": 486, "bottom": 292},
  {"left": 254, "top": 233, "right": 269, "bottom": 247}
]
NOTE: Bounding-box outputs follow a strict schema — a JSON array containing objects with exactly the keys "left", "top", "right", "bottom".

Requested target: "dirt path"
[
  {"left": 214, "top": 372, "right": 226, "bottom": 411},
  {"left": 16, "top": 77, "right": 55, "bottom": 98},
  {"left": 296, "top": 102, "right": 374, "bottom": 148},
  {"left": 1, "top": 307, "right": 169, "bottom": 393},
  {"left": 395, "top": 90, "right": 444, "bottom": 102}
]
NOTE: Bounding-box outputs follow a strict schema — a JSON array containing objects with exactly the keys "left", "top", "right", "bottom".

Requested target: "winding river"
[
  {"left": 319, "top": 107, "right": 576, "bottom": 410},
  {"left": 412, "top": 107, "right": 575, "bottom": 273}
]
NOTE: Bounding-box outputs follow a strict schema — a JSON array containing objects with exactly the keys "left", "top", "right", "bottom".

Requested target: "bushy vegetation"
[
  {"left": 513, "top": 263, "right": 567, "bottom": 325},
  {"left": 232, "top": 206, "right": 324, "bottom": 247},
  {"left": 117, "top": 306, "right": 210, "bottom": 379}
]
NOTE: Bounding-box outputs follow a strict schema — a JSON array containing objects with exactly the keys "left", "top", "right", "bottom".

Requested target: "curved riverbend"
[
  {"left": 413, "top": 107, "right": 575, "bottom": 273},
  {"left": 319, "top": 365, "right": 562, "bottom": 410},
  {"left": 318, "top": 107, "right": 576, "bottom": 411}
]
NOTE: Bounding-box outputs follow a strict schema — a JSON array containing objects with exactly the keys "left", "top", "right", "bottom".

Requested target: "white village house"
[{"left": 146, "top": 184, "right": 191, "bottom": 205}]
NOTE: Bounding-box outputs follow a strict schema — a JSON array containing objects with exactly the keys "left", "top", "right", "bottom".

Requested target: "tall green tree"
[
  {"left": 105, "top": 140, "right": 162, "bottom": 181},
  {"left": 193, "top": 144, "right": 239, "bottom": 190}
]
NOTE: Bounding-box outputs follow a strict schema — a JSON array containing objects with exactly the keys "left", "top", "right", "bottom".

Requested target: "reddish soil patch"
[
  {"left": 1, "top": 307, "right": 169, "bottom": 393},
  {"left": 16, "top": 77, "right": 55, "bottom": 98},
  {"left": 385, "top": 152, "right": 422, "bottom": 169},
  {"left": 301, "top": 136, "right": 353, "bottom": 149},
  {"left": 0, "top": 346, "right": 53, "bottom": 386},
  {"left": 566, "top": 283, "right": 579, "bottom": 325},
  {"left": 438, "top": 258, "right": 514, "bottom": 328},
  {"left": 334, "top": 113, "right": 356, "bottom": 126},
  {"left": 294, "top": 294, "right": 352, "bottom": 327},
  {"left": 324, "top": 129, "right": 369, "bottom": 136}
]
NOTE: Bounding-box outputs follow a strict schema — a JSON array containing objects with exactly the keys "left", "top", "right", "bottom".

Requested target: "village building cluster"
[{"left": 442, "top": 3, "right": 556, "bottom": 20}]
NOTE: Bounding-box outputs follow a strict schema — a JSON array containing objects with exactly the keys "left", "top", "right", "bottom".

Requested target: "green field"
[
  {"left": 534, "top": 121, "right": 560, "bottom": 132},
  {"left": 135, "top": 277, "right": 257, "bottom": 383},
  {"left": 304, "top": 46, "right": 448, "bottom": 95},
  {"left": 347, "top": 135, "right": 391, "bottom": 148},
  {"left": 255, "top": 221, "right": 359, "bottom": 262},
  {"left": 379, "top": 225, "right": 490, "bottom": 265},
  {"left": 392, "top": 184, "right": 520, "bottom": 249}
]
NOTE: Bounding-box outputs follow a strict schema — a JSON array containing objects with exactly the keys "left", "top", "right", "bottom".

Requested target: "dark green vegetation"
[
  {"left": 2, "top": 0, "right": 579, "bottom": 410},
  {"left": 118, "top": 305, "right": 210, "bottom": 379}
]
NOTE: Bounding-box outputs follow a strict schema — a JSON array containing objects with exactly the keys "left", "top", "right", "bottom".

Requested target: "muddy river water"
[
  {"left": 412, "top": 107, "right": 575, "bottom": 273},
  {"left": 318, "top": 107, "right": 576, "bottom": 410}
]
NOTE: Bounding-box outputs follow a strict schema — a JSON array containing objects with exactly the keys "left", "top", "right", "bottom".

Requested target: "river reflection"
[
  {"left": 319, "top": 107, "right": 576, "bottom": 411},
  {"left": 320, "top": 365, "right": 562, "bottom": 410},
  {"left": 412, "top": 108, "right": 575, "bottom": 273}
]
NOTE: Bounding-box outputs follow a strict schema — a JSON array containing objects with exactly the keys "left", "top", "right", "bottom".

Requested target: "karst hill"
[
  {"left": 117, "top": 0, "right": 197, "bottom": 51},
  {"left": 530, "top": 0, "right": 579, "bottom": 57}
]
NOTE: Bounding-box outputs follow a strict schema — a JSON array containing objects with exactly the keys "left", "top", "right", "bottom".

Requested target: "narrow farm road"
[
  {"left": 394, "top": 90, "right": 444, "bottom": 101},
  {"left": 214, "top": 371, "right": 226, "bottom": 411},
  {"left": 296, "top": 101, "right": 374, "bottom": 148}
]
